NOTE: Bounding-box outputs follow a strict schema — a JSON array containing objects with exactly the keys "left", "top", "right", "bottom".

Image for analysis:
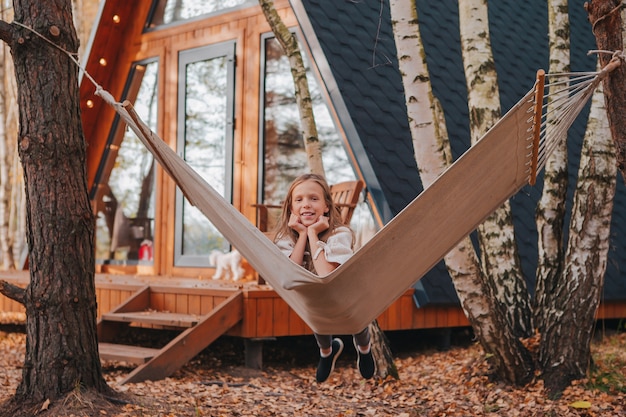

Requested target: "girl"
[{"left": 273, "top": 173, "right": 375, "bottom": 383}]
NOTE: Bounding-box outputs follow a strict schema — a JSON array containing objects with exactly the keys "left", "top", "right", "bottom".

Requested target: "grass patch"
[{"left": 587, "top": 332, "right": 626, "bottom": 394}]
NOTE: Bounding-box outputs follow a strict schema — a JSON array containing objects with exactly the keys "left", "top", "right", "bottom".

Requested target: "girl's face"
[{"left": 290, "top": 180, "right": 329, "bottom": 227}]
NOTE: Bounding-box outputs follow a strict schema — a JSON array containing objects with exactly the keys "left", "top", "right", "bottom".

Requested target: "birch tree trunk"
[
  {"left": 0, "top": 21, "right": 14, "bottom": 270},
  {"left": 259, "top": 0, "right": 324, "bottom": 176},
  {"left": 541, "top": 69, "right": 616, "bottom": 395},
  {"left": 459, "top": 0, "right": 532, "bottom": 339},
  {"left": 72, "top": 0, "right": 101, "bottom": 59},
  {"left": 533, "top": 0, "right": 622, "bottom": 395},
  {"left": 1, "top": 1, "right": 24, "bottom": 269},
  {"left": 534, "top": 0, "right": 570, "bottom": 332},
  {"left": 390, "top": 0, "right": 533, "bottom": 385}
]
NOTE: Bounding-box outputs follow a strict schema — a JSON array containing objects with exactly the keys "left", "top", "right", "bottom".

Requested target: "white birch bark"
[
  {"left": 72, "top": 0, "right": 101, "bottom": 59},
  {"left": 534, "top": 0, "right": 570, "bottom": 336},
  {"left": 389, "top": 0, "right": 485, "bottom": 313},
  {"left": 5, "top": 54, "right": 25, "bottom": 268},
  {"left": 541, "top": 66, "right": 615, "bottom": 392},
  {"left": 0, "top": 1, "right": 15, "bottom": 269},
  {"left": 6, "top": 54, "right": 24, "bottom": 268},
  {"left": 0, "top": 39, "right": 14, "bottom": 269},
  {"left": 390, "top": 0, "right": 533, "bottom": 385},
  {"left": 260, "top": 0, "right": 393, "bottom": 376},
  {"left": 459, "top": 0, "right": 532, "bottom": 337}
]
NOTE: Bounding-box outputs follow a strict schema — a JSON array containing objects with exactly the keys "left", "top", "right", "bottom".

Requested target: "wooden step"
[
  {"left": 121, "top": 290, "right": 244, "bottom": 384},
  {"left": 101, "top": 311, "right": 200, "bottom": 328},
  {"left": 99, "top": 342, "right": 160, "bottom": 365}
]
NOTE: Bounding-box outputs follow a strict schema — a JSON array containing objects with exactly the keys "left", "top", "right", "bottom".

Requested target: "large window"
[
  {"left": 174, "top": 42, "right": 235, "bottom": 266},
  {"left": 95, "top": 61, "right": 158, "bottom": 265},
  {"left": 260, "top": 36, "right": 360, "bottom": 228},
  {"left": 260, "top": 35, "right": 377, "bottom": 239}
]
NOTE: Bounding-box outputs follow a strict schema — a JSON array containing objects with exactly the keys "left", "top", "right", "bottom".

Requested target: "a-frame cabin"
[
  {"left": 2, "top": 0, "right": 626, "bottom": 383},
  {"left": 0, "top": 0, "right": 467, "bottom": 383}
]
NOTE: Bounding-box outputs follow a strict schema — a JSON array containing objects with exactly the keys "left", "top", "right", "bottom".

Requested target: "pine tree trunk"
[
  {"left": 585, "top": 0, "right": 626, "bottom": 180},
  {"left": 2, "top": 0, "right": 110, "bottom": 404}
]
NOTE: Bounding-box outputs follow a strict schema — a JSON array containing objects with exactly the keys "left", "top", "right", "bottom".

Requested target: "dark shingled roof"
[{"left": 292, "top": 0, "right": 626, "bottom": 304}]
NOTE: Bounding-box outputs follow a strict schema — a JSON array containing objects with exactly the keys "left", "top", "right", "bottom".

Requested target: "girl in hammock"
[{"left": 273, "top": 173, "right": 375, "bottom": 383}]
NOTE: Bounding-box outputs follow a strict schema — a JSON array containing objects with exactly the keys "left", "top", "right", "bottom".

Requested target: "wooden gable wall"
[{"left": 80, "top": 1, "right": 297, "bottom": 278}]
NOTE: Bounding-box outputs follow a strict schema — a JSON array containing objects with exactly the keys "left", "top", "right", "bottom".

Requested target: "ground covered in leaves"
[{"left": 1, "top": 324, "right": 625, "bottom": 416}]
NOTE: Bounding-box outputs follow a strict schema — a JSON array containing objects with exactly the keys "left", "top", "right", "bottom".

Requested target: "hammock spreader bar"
[
  {"left": 94, "top": 69, "right": 593, "bottom": 335},
  {"left": 529, "top": 69, "right": 545, "bottom": 186}
]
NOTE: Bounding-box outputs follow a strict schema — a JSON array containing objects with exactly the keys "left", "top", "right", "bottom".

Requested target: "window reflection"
[
  {"left": 150, "top": 0, "right": 250, "bottom": 26},
  {"left": 95, "top": 62, "right": 158, "bottom": 264},
  {"left": 262, "top": 37, "right": 356, "bottom": 203},
  {"left": 261, "top": 36, "right": 376, "bottom": 238},
  {"left": 175, "top": 43, "right": 234, "bottom": 266}
]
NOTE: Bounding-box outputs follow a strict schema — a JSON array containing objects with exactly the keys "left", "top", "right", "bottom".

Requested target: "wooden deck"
[
  {"left": 0, "top": 271, "right": 471, "bottom": 336},
  {"left": 3, "top": 271, "right": 626, "bottom": 334},
  {"left": 0, "top": 270, "right": 471, "bottom": 383},
  {"left": 3, "top": 270, "right": 626, "bottom": 383}
]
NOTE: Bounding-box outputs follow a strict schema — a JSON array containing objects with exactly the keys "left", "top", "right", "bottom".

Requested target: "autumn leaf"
[
  {"left": 570, "top": 400, "right": 592, "bottom": 409},
  {"left": 40, "top": 398, "right": 50, "bottom": 411}
]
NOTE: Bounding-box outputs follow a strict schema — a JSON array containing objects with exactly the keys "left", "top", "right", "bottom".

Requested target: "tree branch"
[
  {"left": 0, "top": 280, "right": 26, "bottom": 305},
  {"left": 0, "top": 19, "right": 15, "bottom": 45}
]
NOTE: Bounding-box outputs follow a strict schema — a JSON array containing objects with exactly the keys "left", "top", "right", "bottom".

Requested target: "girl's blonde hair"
[{"left": 273, "top": 173, "right": 350, "bottom": 245}]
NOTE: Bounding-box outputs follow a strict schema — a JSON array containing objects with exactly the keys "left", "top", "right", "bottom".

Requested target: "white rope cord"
[
  {"left": 538, "top": 78, "right": 595, "bottom": 159},
  {"left": 12, "top": 21, "right": 79, "bottom": 59},
  {"left": 530, "top": 61, "right": 620, "bottom": 174},
  {"left": 13, "top": 21, "right": 111, "bottom": 102}
]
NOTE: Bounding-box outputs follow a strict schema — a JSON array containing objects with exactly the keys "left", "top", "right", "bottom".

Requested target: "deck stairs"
[{"left": 97, "top": 285, "right": 243, "bottom": 384}]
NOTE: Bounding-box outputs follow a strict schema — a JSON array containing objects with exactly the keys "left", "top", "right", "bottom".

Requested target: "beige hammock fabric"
[{"left": 94, "top": 69, "right": 603, "bottom": 335}]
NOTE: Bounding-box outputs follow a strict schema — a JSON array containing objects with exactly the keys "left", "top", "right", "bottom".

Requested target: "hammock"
[{"left": 92, "top": 68, "right": 606, "bottom": 335}]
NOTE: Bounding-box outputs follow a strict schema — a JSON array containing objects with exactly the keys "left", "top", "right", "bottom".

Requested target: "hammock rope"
[{"left": 534, "top": 54, "right": 622, "bottom": 175}]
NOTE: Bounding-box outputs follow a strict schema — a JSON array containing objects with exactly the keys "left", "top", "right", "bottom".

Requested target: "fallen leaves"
[{"left": 0, "top": 329, "right": 625, "bottom": 416}]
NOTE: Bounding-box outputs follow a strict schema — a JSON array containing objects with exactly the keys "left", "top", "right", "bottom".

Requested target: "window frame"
[
  {"left": 92, "top": 58, "right": 160, "bottom": 267},
  {"left": 173, "top": 41, "right": 236, "bottom": 267}
]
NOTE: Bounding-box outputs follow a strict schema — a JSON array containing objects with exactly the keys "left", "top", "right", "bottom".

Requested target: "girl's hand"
[
  {"left": 309, "top": 215, "right": 330, "bottom": 234},
  {"left": 288, "top": 213, "right": 307, "bottom": 234}
]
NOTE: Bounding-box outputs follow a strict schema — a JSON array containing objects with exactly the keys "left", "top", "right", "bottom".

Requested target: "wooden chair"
[
  {"left": 329, "top": 179, "right": 364, "bottom": 225},
  {"left": 254, "top": 179, "right": 365, "bottom": 233}
]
